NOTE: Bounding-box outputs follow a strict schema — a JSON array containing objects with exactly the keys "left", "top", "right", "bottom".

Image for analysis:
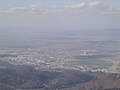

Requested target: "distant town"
[{"left": 0, "top": 42, "right": 119, "bottom": 73}]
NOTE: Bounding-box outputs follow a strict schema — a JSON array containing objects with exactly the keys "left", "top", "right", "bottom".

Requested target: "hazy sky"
[{"left": 0, "top": 0, "right": 120, "bottom": 30}]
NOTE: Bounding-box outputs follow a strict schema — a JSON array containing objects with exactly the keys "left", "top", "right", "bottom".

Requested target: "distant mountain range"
[{"left": 0, "top": 61, "right": 120, "bottom": 90}]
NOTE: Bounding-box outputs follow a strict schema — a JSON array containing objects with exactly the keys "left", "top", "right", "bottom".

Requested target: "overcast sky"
[{"left": 0, "top": 0, "right": 120, "bottom": 30}]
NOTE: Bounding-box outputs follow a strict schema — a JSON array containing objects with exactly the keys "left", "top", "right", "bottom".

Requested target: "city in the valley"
[{"left": 0, "top": 34, "right": 120, "bottom": 73}]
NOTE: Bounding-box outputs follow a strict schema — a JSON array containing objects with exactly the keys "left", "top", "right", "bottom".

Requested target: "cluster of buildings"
[{"left": 0, "top": 48, "right": 118, "bottom": 73}]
